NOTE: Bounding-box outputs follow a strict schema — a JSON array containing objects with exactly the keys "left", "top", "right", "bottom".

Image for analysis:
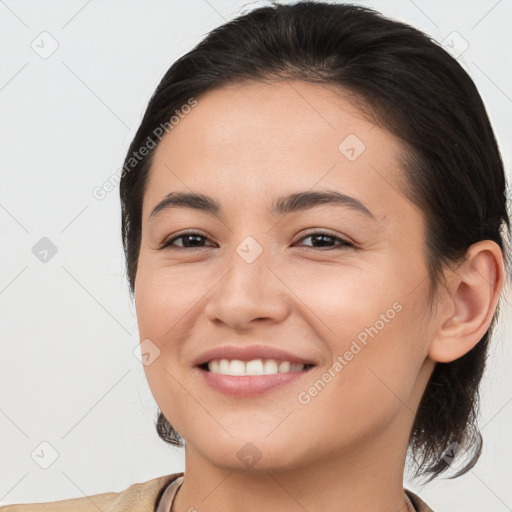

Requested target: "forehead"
[{"left": 145, "top": 80, "right": 409, "bottom": 223}]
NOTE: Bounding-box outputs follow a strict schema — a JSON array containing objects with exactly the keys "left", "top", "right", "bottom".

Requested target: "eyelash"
[{"left": 159, "top": 230, "right": 354, "bottom": 251}]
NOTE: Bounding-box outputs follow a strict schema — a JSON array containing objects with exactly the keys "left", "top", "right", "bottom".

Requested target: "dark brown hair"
[{"left": 119, "top": 1, "right": 511, "bottom": 481}]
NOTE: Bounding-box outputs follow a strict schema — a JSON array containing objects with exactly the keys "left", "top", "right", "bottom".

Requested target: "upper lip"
[{"left": 193, "top": 344, "right": 317, "bottom": 367}]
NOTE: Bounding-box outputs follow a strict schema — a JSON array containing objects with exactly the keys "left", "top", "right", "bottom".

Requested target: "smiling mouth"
[{"left": 198, "top": 358, "right": 316, "bottom": 376}]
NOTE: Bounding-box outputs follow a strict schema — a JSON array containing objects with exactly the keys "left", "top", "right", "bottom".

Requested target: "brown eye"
[
  {"left": 161, "top": 231, "right": 215, "bottom": 249},
  {"left": 159, "top": 230, "right": 353, "bottom": 251},
  {"left": 296, "top": 232, "right": 353, "bottom": 250}
]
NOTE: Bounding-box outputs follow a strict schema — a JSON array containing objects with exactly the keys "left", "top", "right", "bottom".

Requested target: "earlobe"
[{"left": 428, "top": 240, "right": 505, "bottom": 363}]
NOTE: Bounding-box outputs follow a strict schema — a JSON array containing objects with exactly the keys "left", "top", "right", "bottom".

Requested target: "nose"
[{"left": 203, "top": 242, "right": 290, "bottom": 331}]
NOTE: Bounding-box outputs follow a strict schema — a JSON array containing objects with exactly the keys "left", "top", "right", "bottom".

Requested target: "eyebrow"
[{"left": 148, "top": 190, "right": 376, "bottom": 221}]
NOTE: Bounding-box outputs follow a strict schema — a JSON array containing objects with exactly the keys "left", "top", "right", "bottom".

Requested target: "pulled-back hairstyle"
[{"left": 119, "top": 1, "right": 511, "bottom": 481}]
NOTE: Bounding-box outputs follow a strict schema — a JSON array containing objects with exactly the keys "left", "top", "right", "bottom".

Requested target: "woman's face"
[{"left": 134, "top": 80, "right": 437, "bottom": 471}]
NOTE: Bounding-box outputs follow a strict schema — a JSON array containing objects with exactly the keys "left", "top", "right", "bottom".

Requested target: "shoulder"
[
  {"left": 405, "top": 488, "right": 436, "bottom": 512},
  {"left": 0, "top": 472, "right": 184, "bottom": 512}
]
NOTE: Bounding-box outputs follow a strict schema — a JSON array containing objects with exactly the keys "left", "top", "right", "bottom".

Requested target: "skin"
[{"left": 134, "top": 80, "right": 505, "bottom": 512}]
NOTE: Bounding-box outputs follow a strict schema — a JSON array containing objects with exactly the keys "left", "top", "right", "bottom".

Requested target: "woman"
[{"left": 3, "top": 1, "right": 509, "bottom": 511}]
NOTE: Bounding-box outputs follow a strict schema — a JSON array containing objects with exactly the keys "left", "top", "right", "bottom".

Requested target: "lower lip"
[{"left": 196, "top": 366, "right": 315, "bottom": 397}]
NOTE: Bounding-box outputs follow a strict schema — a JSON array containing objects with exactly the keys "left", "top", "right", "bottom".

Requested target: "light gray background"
[{"left": 1, "top": 0, "right": 511, "bottom": 510}]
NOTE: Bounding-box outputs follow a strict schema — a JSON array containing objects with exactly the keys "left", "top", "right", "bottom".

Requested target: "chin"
[{"left": 190, "top": 434, "right": 309, "bottom": 473}]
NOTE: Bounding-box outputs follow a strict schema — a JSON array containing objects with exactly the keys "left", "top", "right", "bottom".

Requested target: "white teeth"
[
  {"left": 219, "top": 359, "right": 230, "bottom": 374},
  {"left": 278, "top": 361, "right": 290, "bottom": 373},
  {"left": 206, "top": 358, "right": 307, "bottom": 376},
  {"left": 246, "top": 359, "right": 264, "bottom": 375},
  {"left": 229, "top": 360, "right": 246, "bottom": 376},
  {"left": 209, "top": 360, "right": 220, "bottom": 373},
  {"left": 263, "top": 359, "right": 278, "bottom": 374}
]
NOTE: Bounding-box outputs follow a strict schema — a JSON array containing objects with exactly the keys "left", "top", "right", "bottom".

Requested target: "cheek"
[
  {"left": 286, "top": 262, "right": 425, "bottom": 406},
  {"left": 280, "top": 259, "right": 399, "bottom": 340},
  {"left": 134, "top": 260, "right": 204, "bottom": 335},
  {"left": 134, "top": 259, "right": 215, "bottom": 403},
  {"left": 294, "top": 316, "right": 420, "bottom": 448}
]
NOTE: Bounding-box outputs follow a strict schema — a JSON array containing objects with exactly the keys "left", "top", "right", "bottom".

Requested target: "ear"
[{"left": 428, "top": 240, "right": 506, "bottom": 363}]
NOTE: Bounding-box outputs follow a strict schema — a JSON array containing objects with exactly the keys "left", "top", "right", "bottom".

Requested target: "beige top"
[
  {"left": 0, "top": 472, "right": 435, "bottom": 511},
  {"left": 155, "top": 475, "right": 183, "bottom": 512}
]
